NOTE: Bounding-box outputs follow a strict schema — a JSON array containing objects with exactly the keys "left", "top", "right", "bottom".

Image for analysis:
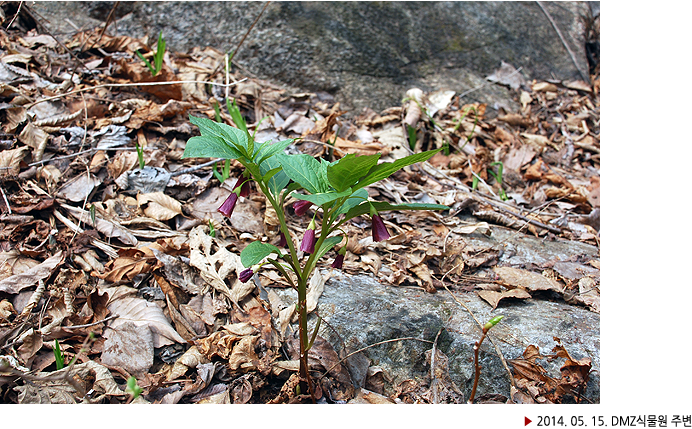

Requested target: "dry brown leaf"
[
  {"left": 477, "top": 288, "right": 531, "bottom": 309},
  {"left": 56, "top": 173, "right": 102, "bottom": 203},
  {"left": 92, "top": 247, "right": 157, "bottom": 282},
  {"left": 188, "top": 226, "right": 243, "bottom": 304},
  {"left": 0, "top": 146, "right": 30, "bottom": 177},
  {"left": 168, "top": 345, "right": 210, "bottom": 381},
  {"left": 103, "top": 285, "right": 186, "bottom": 347},
  {"left": 494, "top": 266, "right": 564, "bottom": 294},
  {"left": 101, "top": 321, "right": 155, "bottom": 375},
  {"left": 0, "top": 251, "right": 63, "bottom": 294},
  {"left": 137, "top": 192, "right": 183, "bottom": 221}
]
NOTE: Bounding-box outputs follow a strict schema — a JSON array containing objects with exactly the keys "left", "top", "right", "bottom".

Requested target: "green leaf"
[
  {"left": 189, "top": 115, "right": 249, "bottom": 156},
  {"left": 354, "top": 148, "right": 442, "bottom": 190},
  {"left": 241, "top": 241, "right": 282, "bottom": 268},
  {"left": 314, "top": 235, "right": 343, "bottom": 262},
  {"left": 254, "top": 138, "right": 293, "bottom": 164},
  {"left": 292, "top": 188, "right": 352, "bottom": 207},
  {"left": 226, "top": 98, "right": 249, "bottom": 138},
  {"left": 335, "top": 188, "right": 369, "bottom": 215},
  {"left": 182, "top": 136, "right": 244, "bottom": 160},
  {"left": 327, "top": 153, "right": 381, "bottom": 192},
  {"left": 154, "top": 31, "right": 165, "bottom": 75},
  {"left": 342, "top": 201, "right": 448, "bottom": 223},
  {"left": 278, "top": 153, "right": 329, "bottom": 194},
  {"left": 260, "top": 156, "right": 290, "bottom": 197}
]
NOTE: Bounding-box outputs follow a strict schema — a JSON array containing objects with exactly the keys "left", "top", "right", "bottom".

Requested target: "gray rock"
[{"left": 33, "top": 1, "right": 592, "bottom": 112}]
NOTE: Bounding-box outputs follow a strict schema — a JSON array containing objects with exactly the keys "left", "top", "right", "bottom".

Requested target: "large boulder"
[{"left": 33, "top": 1, "right": 594, "bottom": 112}]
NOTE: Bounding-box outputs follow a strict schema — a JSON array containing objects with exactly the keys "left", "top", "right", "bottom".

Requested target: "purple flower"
[
  {"left": 278, "top": 231, "right": 288, "bottom": 248},
  {"left": 239, "top": 267, "right": 254, "bottom": 283},
  {"left": 300, "top": 220, "right": 316, "bottom": 254},
  {"left": 331, "top": 253, "right": 345, "bottom": 269},
  {"left": 232, "top": 177, "right": 251, "bottom": 198},
  {"left": 293, "top": 200, "right": 312, "bottom": 216},
  {"left": 371, "top": 214, "right": 391, "bottom": 242},
  {"left": 218, "top": 192, "right": 239, "bottom": 218}
]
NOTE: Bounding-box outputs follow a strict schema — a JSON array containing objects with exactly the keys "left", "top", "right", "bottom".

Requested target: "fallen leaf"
[
  {"left": 101, "top": 321, "right": 155, "bottom": 375},
  {"left": 477, "top": 288, "right": 532, "bottom": 309},
  {"left": 137, "top": 191, "right": 183, "bottom": 221},
  {"left": 56, "top": 173, "right": 102, "bottom": 203},
  {"left": 494, "top": 266, "right": 564, "bottom": 294},
  {"left": 103, "top": 285, "right": 186, "bottom": 347},
  {"left": 0, "top": 251, "right": 63, "bottom": 294}
]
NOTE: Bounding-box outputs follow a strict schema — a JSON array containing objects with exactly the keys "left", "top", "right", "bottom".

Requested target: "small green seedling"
[
  {"left": 52, "top": 339, "right": 76, "bottom": 370},
  {"left": 126, "top": 376, "right": 143, "bottom": 400},
  {"left": 135, "top": 31, "right": 166, "bottom": 77},
  {"left": 468, "top": 315, "right": 504, "bottom": 403},
  {"left": 406, "top": 124, "right": 417, "bottom": 150},
  {"left": 208, "top": 219, "right": 216, "bottom": 237},
  {"left": 487, "top": 162, "right": 508, "bottom": 201},
  {"left": 135, "top": 142, "right": 145, "bottom": 170}
]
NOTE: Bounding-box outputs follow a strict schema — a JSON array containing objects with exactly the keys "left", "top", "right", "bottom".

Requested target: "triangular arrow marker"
[{"left": 525, "top": 417, "right": 532, "bottom": 426}]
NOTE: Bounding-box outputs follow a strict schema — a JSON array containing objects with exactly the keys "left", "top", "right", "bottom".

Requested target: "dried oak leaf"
[
  {"left": 103, "top": 285, "right": 185, "bottom": 347},
  {"left": 0, "top": 251, "right": 63, "bottom": 294},
  {"left": 477, "top": 288, "right": 532, "bottom": 309}
]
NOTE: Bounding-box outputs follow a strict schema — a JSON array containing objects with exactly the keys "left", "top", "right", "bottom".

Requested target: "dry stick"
[
  {"left": 210, "top": 1, "right": 271, "bottom": 80},
  {"left": 429, "top": 328, "right": 443, "bottom": 404},
  {"left": 317, "top": 337, "right": 433, "bottom": 381},
  {"left": 536, "top": 1, "right": 589, "bottom": 82},
  {"left": 87, "top": 1, "right": 120, "bottom": 51},
  {"left": 63, "top": 314, "right": 119, "bottom": 330},
  {"left": 24, "top": 78, "right": 247, "bottom": 109},
  {"left": 5, "top": 0, "right": 24, "bottom": 30}
]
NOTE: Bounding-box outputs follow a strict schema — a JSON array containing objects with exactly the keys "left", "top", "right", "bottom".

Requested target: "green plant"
[
  {"left": 135, "top": 142, "right": 145, "bottom": 170},
  {"left": 126, "top": 376, "right": 143, "bottom": 400},
  {"left": 208, "top": 219, "right": 216, "bottom": 237},
  {"left": 52, "top": 339, "right": 76, "bottom": 370},
  {"left": 182, "top": 114, "right": 448, "bottom": 401},
  {"left": 135, "top": 31, "right": 166, "bottom": 77},
  {"left": 487, "top": 162, "right": 508, "bottom": 201},
  {"left": 468, "top": 315, "right": 504, "bottom": 403}
]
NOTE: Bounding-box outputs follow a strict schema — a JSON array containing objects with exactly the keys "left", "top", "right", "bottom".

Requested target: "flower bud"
[
  {"left": 371, "top": 214, "right": 391, "bottom": 242},
  {"left": 293, "top": 199, "right": 313, "bottom": 216},
  {"left": 483, "top": 315, "right": 504, "bottom": 331},
  {"left": 239, "top": 267, "right": 254, "bottom": 283},
  {"left": 218, "top": 192, "right": 239, "bottom": 218},
  {"left": 331, "top": 253, "right": 345, "bottom": 269},
  {"left": 300, "top": 219, "right": 316, "bottom": 254}
]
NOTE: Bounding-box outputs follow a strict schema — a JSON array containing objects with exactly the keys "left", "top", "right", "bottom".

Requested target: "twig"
[
  {"left": 88, "top": 1, "right": 120, "bottom": 51},
  {"left": 0, "top": 185, "right": 12, "bottom": 215},
  {"left": 5, "top": 0, "right": 24, "bottom": 30},
  {"left": 23, "top": 78, "right": 247, "bottom": 109},
  {"left": 429, "top": 328, "right": 443, "bottom": 404},
  {"left": 536, "top": 1, "right": 589, "bottom": 82}
]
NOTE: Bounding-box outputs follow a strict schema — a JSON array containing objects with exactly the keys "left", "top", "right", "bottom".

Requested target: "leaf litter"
[{"left": 0, "top": 5, "right": 598, "bottom": 404}]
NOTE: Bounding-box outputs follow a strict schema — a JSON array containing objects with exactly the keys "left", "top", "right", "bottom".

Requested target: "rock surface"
[
  {"left": 33, "top": 1, "right": 593, "bottom": 112},
  {"left": 271, "top": 226, "right": 600, "bottom": 403}
]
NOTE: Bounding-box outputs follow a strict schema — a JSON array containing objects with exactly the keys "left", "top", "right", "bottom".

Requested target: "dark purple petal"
[
  {"left": 300, "top": 228, "right": 315, "bottom": 254},
  {"left": 218, "top": 192, "right": 238, "bottom": 218},
  {"left": 292, "top": 200, "right": 313, "bottom": 216},
  {"left": 371, "top": 214, "right": 391, "bottom": 242},
  {"left": 238, "top": 180, "right": 251, "bottom": 197},
  {"left": 331, "top": 253, "right": 345, "bottom": 269},
  {"left": 239, "top": 268, "right": 254, "bottom": 283},
  {"left": 278, "top": 231, "right": 287, "bottom": 248}
]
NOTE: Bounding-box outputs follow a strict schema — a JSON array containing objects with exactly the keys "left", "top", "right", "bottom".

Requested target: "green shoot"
[
  {"left": 135, "top": 142, "right": 145, "bottom": 170},
  {"left": 126, "top": 376, "right": 143, "bottom": 400},
  {"left": 135, "top": 31, "right": 166, "bottom": 77},
  {"left": 208, "top": 219, "right": 216, "bottom": 237},
  {"left": 406, "top": 124, "right": 417, "bottom": 151},
  {"left": 487, "top": 162, "right": 508, "bottom": 201},
  {"left": 53, "top": 339, "right": 65, "bottom": 370}
]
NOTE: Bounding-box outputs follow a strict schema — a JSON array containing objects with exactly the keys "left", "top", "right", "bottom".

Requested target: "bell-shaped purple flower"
[
  {"left": 371, "top": 214, "right": 391, "bottom": 242},
  {"left": 293, "top": 199, "right": 312, "bottom": 216},
  {"left": 218, "top": 192, "right": 239, "bottom": 218},
  {"left": 331, "top": 253, "right": 345, "bottom": 269},
  {"left": 239, "top": 267, "right": 254, "bottom": 283},
  {"left": 300, "top": 219, "right": 316, "bottom": 254},
  {"left": 278, "top": 231, "right": 288, "bottom": 248}
]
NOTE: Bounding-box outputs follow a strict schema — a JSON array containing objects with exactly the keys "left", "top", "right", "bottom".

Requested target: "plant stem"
[{"left": 468, "top": 328, "right": 487, "bottom": 404}]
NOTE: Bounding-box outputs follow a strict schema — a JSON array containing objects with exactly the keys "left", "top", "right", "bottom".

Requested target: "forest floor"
[{"left": 0, "top": 3, "right": 599, "bottom": 404}]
